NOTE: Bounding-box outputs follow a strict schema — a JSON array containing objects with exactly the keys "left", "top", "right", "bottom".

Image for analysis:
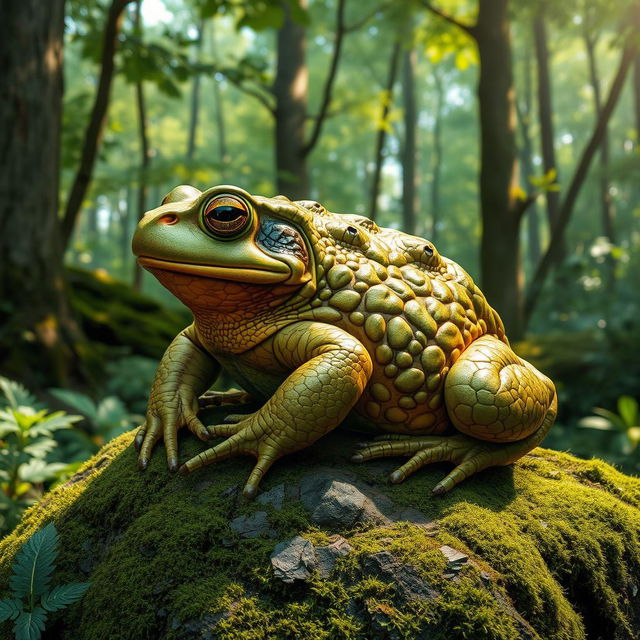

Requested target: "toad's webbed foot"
[{"left": 352, "top": 434, "right": 512, "bottom": 495}]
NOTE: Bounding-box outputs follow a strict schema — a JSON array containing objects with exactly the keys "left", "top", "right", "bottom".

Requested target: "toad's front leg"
[
  {"left": 179, "top": 322, "right": 373, "bottom": 497},
  {"left": 136, "top": 325, "right": 220, "bottom": 471}
]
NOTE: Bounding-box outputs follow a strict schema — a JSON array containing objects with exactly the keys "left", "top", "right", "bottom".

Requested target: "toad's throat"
[{"left": 137, "top": 256, "right": 291, "bottom": 284}]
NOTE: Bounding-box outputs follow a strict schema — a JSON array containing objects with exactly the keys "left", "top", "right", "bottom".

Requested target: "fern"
[
  {"left": 9, "top": 524, "right": 58, "bottom": 604},
  {"left": 0, "top": 523, "right": 90, "bottom": 640}
]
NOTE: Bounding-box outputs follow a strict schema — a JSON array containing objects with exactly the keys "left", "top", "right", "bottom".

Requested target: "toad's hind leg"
[
  {"left": 445, "top": 334, "right": 555, "bottom": 445},
  {"left": 353, "top": 335, "right": 556, "bottom": 494}
]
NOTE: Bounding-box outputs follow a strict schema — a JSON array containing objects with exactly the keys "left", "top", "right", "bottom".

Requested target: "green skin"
[{"left": 132, "top": 184, "right": 557, "bottom": 498}]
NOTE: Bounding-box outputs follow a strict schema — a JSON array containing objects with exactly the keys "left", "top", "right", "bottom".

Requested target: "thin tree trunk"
[
  {"left": 61, "top": 0, "right": 133, "bottom": 249},
  {"left": 0, "top": 0, "right": 87, "bottom": 387},
  {"left": 533, "top": 10, "right": 563, "bottom": 265},
  {"left": 186, "top": 19, "right": 204, "bottom": 160},
  {"left": 402, "top": 47, "right": 418, "bottom": 235},
  {"left": 584, "top": 31, "right": 616, "bottom": 245},
  {"left": 430, "top": 70, "right": 444, "bottom": 242},
  {"left": 517, "top": 40, "right": 541, "bottom": 272},
  {"left": 476, "top": 0, "right": 523, "bottom": 338},
  {"left": 132, "top": 0, "right": 151, "bottom": 291},
  {"left": 525, "top": 39, "right": 637, "bottom": 322},
  {"left": 210, "top": 21, "right": 227, "bottom": 177},
  {"left": 119, "top": 188, "right": 130, "bottom": 278},
  {"left": 273, "top": 0, "right": 309, "bottom": 199},
  {"left": 634, "top": 54, "right": 640, "bottom": 144},
  {"left": 369, "top": 39, "right": 401, "bottom": 221}
]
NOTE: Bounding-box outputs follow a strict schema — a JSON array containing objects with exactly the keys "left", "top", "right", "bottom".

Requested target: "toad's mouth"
[{"left": 137, "top": 256, "right": 291, "bottom": 284}]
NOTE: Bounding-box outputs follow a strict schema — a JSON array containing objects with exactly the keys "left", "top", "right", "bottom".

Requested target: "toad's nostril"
[{"left": 158, "top": 214, "right": 178, "bottom": 225}]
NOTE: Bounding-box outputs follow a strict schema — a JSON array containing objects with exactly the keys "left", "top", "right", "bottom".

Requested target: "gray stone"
[
  {"left": 229, "top": 511, "right": 275, "bottom": 538},
  {"left": 439, "top": 545, "right": 469, "bottom": 571},
  {"left": 315, "top": 535, "right": 353, "bottom": 577},
  {"left": 256, "top": 484, "right": 285, "bottom": 511},
  {"left": 271, "top": 536, "right": 317, "bottom": 583},
  {"left": 300, "top": 473, "right": 390, "bottom": 529},
  {"left": 362, "top": 551, "right": 438, "bottom": 602}
]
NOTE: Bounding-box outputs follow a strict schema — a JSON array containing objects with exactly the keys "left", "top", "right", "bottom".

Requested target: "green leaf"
[
  {"left": 41, "top": 583, "right": 90, "bottom": 612},
  {"left": 23, "top": 439, "right": 57, "bottom": 459},
  {"left": 617, "top": 396, "right": 638, "bottom": 428},
  {"left": 578, "top": 416, "right": 614, "bottom": 431},
  {"left": 29, "top": 411, "right": 83, "bottom": 437},
  {"left": 13, "top": 607, "right": 47, "bottom": 640},
  {"left": 0, "top": 598, "right": 22, "bottom": 622},
  {"left": 592, "top": 407, "right": 627, "bottom": 431},
  {"left": 96, "top": 397, "right": 127, "bottom": 428},
  {"left": 9, "top": 523, "right": 58, "bottom": 600},
  {"left": 0, "top": 377, "right": 39, "bottom": 411},
  {"left": 48, "top": 389, "right": 97, "bottom": 423},
  {"left": 19, "top": 459, "right": 67, "bottom": 484}
]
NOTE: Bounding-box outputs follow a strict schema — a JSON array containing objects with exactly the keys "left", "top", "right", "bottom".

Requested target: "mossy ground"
[{"left": 1, "top": 408, "right": 639, "bottom": 640}]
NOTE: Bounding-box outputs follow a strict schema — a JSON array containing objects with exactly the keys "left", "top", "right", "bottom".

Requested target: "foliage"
[
  {"left": 579, "top": 396, "right": 640, "bottom": 455},
  {"left": 0, "top": 379, "right": 83, "bottom": 536},
  {"left": 0, "top": 523, "right": 89, "bottom": 640}
]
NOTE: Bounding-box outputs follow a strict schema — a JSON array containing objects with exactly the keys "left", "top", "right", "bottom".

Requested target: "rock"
[
  {"left": 315, "top": 535, "right": 353, "bottom": 577},
  {"left": 2, "top": 422, "right": 640, "bottom": 639},
  {"left": 300, "top": 474, "right": 389, "bottom": 528},
  {"left": 229, "top": 511, "right": 275, "bottom": 539},
  {"left": 270, "top": 536, "right": 317, "bottom": 583},
  {"left": 256, "top": 484, "right": 285, "bottom": 511},
  {"left": 362, "top": 550, "right": 439, "bottom": 602},
  {"left": 439, "top": 544, "right": 469, "bottom": 571}
]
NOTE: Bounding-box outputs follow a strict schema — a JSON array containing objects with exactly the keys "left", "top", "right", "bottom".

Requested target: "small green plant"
[
  {"left": 49, "top": 387, "right": 142, "bottom": 447},
  {"left": 0, "top": 379, "right": 83, "bottom": 535},
  {"left": 0, "top": 522, "right": 89, "bottom": 640},
  {"left": 579, "top": 396, "right": 640, "bottom": 454}
]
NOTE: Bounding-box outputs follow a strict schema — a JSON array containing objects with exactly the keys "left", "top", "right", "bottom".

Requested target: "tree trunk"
[
  {"left": 132, "top": 0, "right": 151, "bottom": 291},
  {"left": 634, "top": 54, "right": 640, "bottom": 144},
  {"left": 518, "top": 39, "right": 541, "bottom": 272},
  {"left": 476, "top": 0, "right": 523, "bottom": 338},
  {"left": 210, "top": 21, "right": 228, "bottom": 178},
  {"left": 402, "top": 47, "right": 418, "bottom": 235},
  {"left": 533, "top": 11, "right": 563, "bottom": 264},
  {"left": 61, "top": 0, "right": 133, "bottom": 250},
  {"left": 525, "top": 39, "right": 637, "bottom": 323},
  {"left": 273, "top": 0, "right": 309, "bottom": 199},
  {"left": 369, "top": 39, "right": 401, "bottom": 221},
  {"left": 584, "top": 31, "right": 616, "bottom": 245},
  {"left": 0, "top": 0, "right": 87, "bottom": 387},
  {"left": 430, "top": 69, "right": 444, "bottom": 242},
  {"left": 186, "top": 19, "right": 204, "bottom": 160}
]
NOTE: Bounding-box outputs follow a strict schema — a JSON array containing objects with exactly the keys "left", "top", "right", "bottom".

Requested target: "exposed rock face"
[{"left": 1, "top": 415, "right": 640, "bottom": 640}]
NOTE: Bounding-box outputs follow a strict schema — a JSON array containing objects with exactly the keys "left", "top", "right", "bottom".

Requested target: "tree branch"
[
  {"left": 302, "top": 0, "right": 346, "bottom": 157},
  {"left": 223, "top": 75, "right": 275, "bottom": 114},
  {"left": 344, "top": 1, "right": 393, "bottom": 33},
  {"left": 418, "top": 0, "right": 477, "bottom": 39},
  {"left": 524, "top": 38, "right": 637, "bottom": 322}
]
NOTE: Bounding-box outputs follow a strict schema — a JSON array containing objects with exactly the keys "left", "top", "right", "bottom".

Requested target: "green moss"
[{"left": 1, "top": 423, "right": 639, "bottom": 640}]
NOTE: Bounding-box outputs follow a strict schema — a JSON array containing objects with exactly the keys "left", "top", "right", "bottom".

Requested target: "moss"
[{"left": 1, "top": 419, "right": 640, "bottom": 640}]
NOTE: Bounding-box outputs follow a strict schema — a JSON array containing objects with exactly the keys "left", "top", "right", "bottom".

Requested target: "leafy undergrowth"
[{"left": 0, "top": 410, "right": 639, "bottom": 640}]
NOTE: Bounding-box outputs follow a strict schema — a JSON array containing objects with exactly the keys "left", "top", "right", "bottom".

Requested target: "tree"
[
  {"left": 533, "top": 8, "right": 563, "bottom": 263},
  {"left": 0, "top": 0, "right": 86, "bottom": 386},
  {"left": 402, "top": 46, "right": 419, "bottom": 235},
  {"left": 61, "top": 0, "right": 135, "bottom": 250},
  {"left": 421, "top": 0, "right": 528, "bottom": 337},
  {"left": 369, "top": 39, "right": 401, "bottom": 221}
]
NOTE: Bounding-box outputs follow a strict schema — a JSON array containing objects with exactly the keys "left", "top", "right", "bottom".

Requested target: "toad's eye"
[{"left": 202, "top": 195, "right": 250, "bottom": 236}]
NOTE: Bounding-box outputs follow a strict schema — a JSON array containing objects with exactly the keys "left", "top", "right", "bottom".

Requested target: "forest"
[{"left": 1, "top": 0, "right": 640, "bottom": 544}]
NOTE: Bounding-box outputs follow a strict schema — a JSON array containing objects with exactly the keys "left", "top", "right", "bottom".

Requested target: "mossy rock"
[{"left": 1, "top": 408, "right": 640, "bottom": 640}]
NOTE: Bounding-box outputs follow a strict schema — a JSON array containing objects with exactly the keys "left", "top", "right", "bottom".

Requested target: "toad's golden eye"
[{"left": 202, "top": 195, "right": 250, "bottom": 236}]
